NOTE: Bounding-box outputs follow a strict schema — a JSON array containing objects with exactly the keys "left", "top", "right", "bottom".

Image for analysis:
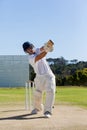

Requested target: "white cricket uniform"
[{"left": 29, "top": 48, "right": 56, "bottom": 113}]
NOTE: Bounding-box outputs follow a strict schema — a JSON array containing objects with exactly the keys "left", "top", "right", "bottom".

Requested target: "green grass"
[
  {"left": 56, "top": 86, "right": 87, "bottom": 108},
  {"left": 0, "top": 87, "right": 25, "bottom": 105},
  {"left": 0, "top": 86, "right": 87, "bottom": 108}
]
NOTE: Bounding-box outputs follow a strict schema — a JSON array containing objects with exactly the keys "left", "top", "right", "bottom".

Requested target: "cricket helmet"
[{"left": 22, "top": 41, "right": 34, "bottom": 51}]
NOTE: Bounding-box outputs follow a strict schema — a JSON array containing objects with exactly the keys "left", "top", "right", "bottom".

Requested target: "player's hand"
[{"left": 44, "top": 40, "right": 54, "bottom": 53}]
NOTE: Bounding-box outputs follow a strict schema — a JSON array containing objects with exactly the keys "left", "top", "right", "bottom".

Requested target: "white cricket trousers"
[{"left": 34, "top": 73, "right": 56, "bottom": 113}]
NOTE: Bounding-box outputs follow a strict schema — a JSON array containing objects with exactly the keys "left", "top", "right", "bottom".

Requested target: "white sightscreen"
[{"left": 0, "top": 55, "right": 29, "bottom": 87}]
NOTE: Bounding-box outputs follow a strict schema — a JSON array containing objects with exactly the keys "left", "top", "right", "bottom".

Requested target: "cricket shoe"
[
  {"left": 44, "top": 111, "right": 52, "bottom": 118},
  {"left": 31, "top": 108, "right": 39, "bottom": 115}
]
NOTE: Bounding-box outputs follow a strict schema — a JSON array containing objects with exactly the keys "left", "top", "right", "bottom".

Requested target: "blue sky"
[{"left": 0, "top": 0, "right": 87, "bottom": 61}]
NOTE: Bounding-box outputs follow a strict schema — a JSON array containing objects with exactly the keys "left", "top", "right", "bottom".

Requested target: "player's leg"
[
  {"left": 31, "top": 76, "right": 44, "bottom": 114},
  {"left": 44, "top": 74, "right": 56, "bottom": 117}
]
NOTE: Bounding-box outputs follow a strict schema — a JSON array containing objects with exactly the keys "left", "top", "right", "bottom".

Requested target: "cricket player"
[{"left": 22, "top": 40, "right": 56, "bottom": 118}]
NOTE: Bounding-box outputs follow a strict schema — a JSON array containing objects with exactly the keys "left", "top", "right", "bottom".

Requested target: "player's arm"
[
  {"left": 35, "top": 51, "right": 47, "bottom": 62},
  {"left": 40, "top": 46, "right": 45, "bottom": 52},
  {"left": 35, "top": 39, "right": 54, "bottom": 62}
]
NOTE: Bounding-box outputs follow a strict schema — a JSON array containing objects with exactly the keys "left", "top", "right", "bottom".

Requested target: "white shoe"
[
  {"left": 44, "top": 111, "right": 52, "bottom": 118},
  {"left": 31, "top": 108, "right": 39, "bottom": 114}
]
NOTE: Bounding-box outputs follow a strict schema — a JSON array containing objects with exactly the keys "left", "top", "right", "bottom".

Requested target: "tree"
[
  {"left": 71, "top": 68, "right": 87, "bottom": 86},
  {"left": 70, "top": 59, "right": 78, "bottom": 64},
  {"left": 29, "top": 57, "right": 87, "bottom": 86}
]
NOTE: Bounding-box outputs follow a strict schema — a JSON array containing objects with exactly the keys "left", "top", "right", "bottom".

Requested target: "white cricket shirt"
[{"left": 29, "top": 48, "right": 52, "bottom": 75}]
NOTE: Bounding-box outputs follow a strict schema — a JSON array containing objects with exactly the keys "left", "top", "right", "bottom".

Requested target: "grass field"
[
  {"left": 56, "top": 86, "right": 87, "bottom": 108},
  {"left": 0, "top": 87, "right": 25, "bottom": 106},
  {"left": 0, "top": 86, "right": 87, "bottom": 108}
]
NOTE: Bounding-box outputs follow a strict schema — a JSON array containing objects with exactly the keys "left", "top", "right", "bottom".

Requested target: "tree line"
[{"left": 29, "top": 57, "right": 87, "bottom": 86}]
